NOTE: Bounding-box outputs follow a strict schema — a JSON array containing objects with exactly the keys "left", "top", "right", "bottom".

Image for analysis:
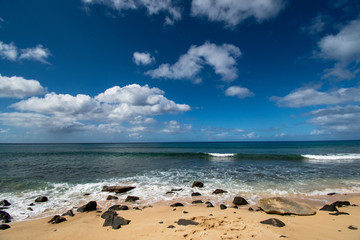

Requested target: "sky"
[{"left": 0, "top": 0, "right": 360, "bottom": 143}]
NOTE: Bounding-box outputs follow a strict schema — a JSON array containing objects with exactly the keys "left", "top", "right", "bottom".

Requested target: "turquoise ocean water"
[{"left": 1, "top": 141, "right": 360, "bottom": 222}]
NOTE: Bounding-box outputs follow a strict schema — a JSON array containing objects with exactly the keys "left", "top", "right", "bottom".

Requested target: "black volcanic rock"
[
  {"left": 0, "top": 200, "right": 11, "bottom": 207},
  {"left": 35, "top": 196, "right": 48, "bottom": 203},
  {"left": 77, "top": 201, "right": 97, "bottom": 212},
  {"left": 191, "top": 192, "right": 201, "bottom": 197},
  {"left": 177, "top": 219, "right": 199, "bottom": 226},
  {"left": 108, "top": 205, "right": 129, "bottom": 211},
  {"left": 320, "top": 204, "right": 338, "bottom": 212},
  {"left": 233, "top": 196, "right": 248, "bottom": 206},
  {"left": 48, "top": 215, "right": 66, "bottom": 224},
  {"left": 0, "top": 210, "right": 11, "bottom": 223},
  {"left": 192, "top": 200, "right": 203, "bottom": 204},
  {"left": 170, "top": 203, "right": 184, "bottom": 207},
  {"left": 332, "top": 201, "right": 350, "bottom": 208},
  {"left": 192, "top": 181, "right": 204, "bottom": 188},
  {"left": 62, "top": 210, "right": 74, "bottom": 217},
  {"left": 106, "top": 195, "right": 118, "bottom": 200},
  {"left": 125, "top": 196, "right": 139, "bottom": 202},
  {"left": 0, "top": 224, "right": 10, "bottom": 230},
  {"left": 220, "top": 204, "right": 227, "bottom": 210}
]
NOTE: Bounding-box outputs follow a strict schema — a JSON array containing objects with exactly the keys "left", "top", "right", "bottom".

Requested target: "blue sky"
[{"left": 0, "top": 0, "right": 359, "bottom": 143}]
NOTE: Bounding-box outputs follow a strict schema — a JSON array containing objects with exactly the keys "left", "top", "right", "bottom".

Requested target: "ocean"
[{"left": 1, "top": 141, "right": 360, "bottom": 222}]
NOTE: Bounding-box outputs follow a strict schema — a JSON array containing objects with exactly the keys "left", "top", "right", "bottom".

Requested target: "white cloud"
[
  {"left": 302, "top": 14, "right": 328, "bottom": 35},
  {"left": 0, "top": 41, "right": 51, "bottom": 64},
  {"left": 275, "top": 132, "right": 285, "bottom": 137},
  {"left": 307, "top": 105, "right": 360, "bottom": 133},
  {"left": 2, "top": 84, "right": 190, "bottom": 133},
  {"left": 19, "top": 45, "right": 51, "bottom": 64},
  {"left": 191, "top": 0, "right": 285, "bottom": 28},
  {"left": 133, "top": 52, "right": 155, "bottom": 66},
  {"left": 146, "top": 41, "right": 241, "bottom": 83},
  {"left": 225, "top": 86, "right": 254, "bottom": 99},
  {"left": 160, "top": 120, "right": 192, "bottom": 133},
  {"left": 0, "top": 74, "right": 45, "bottom": 98},
  {"left": 271, "top": 85, "right": 360, "bottom": 108},
  {"left": 83, "top": 0, "right": 182, "bottom": 25},
  {"left": 0, "top": 41, "right": 18, "bottom": 61},
  {"left": 317, "top": 19, "right": 360, "bottom": 80},
  {"left": 310, "top": 129, "right": 326, "bottom": 135}
]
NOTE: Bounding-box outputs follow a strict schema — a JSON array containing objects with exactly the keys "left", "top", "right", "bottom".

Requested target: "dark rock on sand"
[
  {"left": 183, "top": 211, "right": 188, "bottom": 214},
  {"left": 233, "top": 196, "right": 248, "bottom": 206},
  {"left": 329, "top": 211, "right": 349, "bottom": 216},
  {"left": 125, "top": 196, "right": 139, "bottom": 202},
  {"left": 168, "top": 225, "right": 175, "bottom": 228},
  {"left": 102, "top": 211, "right": 130, "bottom": 229},
  {"left": 62, "top": 210, "right": 74, "bottom": 217},
  {"left": 77, "top": 201, "right": 97, "bottom": 212},
  {"left": 0, "top": 224, "right": 10, "bottom": 230},
  {"left": 171, "top": 188, "right": 183, "bottom": 192},
  {"left": 327, "top": 192, "right": 337, "bottom": 196},
  {"left": 220, "top": 204, "right": 227, "bottom": 210},
  {"left": 171, "top": 203, "right": 184, "bottom": 207},
  {"left": 177, "top": 219, "right": 199, "bottom": 226},
  {"left": 206, "top": 201, "right": 214, "bottom": 208},
  {"left": 192, "top": 181, "right": 204, "bottom": 188},
  {"left": 29, "top": 203, "right": 35, "bottom": 206},
  {"left": 166, "top": 191, "right": 175, "bottom": 194},
  {"left": 332, "top": 201, "right": 350, "bottom": 208},
  {"left": 320, "top": 204, "right": 338, "bottom": 212},
  {"left": 0, "top": 200, "right": 11, "bottom": 207},
  {"left": 213, "top": 189, "right": 228, "bottom": 194},
  {"left": 102, "top": 186, "right": 136, "bottom": 194},
  {"left": 257, "top": 197, "right": 316, "bottom": 216},
  {"left": 192, "top": 200, "right": 203, "bottom": 204},
  {"left": 191, "top": 192, "right": 201, "bottom": 197},
  {"left": 48, "top": 215, "right": 66, "bottom": 224},
  {"left": 106, "top": 195, "right": 118, "bottom": 200},
  {"left": 0, "top": 210, "right": 12, "bottom": 223},
  {"left": 27, "top": 207, "right": 33, "bottom": 211},
  {"left": 260, "top": 218, "right": 285, "bottom": 227},
  {"left": 348, "top": 225, "right": 358, "bottom": 230},
  {"left": 35, "top": 196, "right": 48, "bottom": 203},
  {"left": 248, "top": 207, "right": 254, "bottom": 211},
  {"left": 108, "top": 205, "right": 128, "bottom": 211}
]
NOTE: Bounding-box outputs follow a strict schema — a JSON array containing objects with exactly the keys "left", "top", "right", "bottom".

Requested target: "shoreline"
[{"left": 1, "top": 194, "right": 359, "bottom": 240}]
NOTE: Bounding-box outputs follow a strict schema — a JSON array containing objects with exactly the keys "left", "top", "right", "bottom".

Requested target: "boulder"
[
  {"left": 48, "top": 215, "right": 66, "bottom": 224},
  {"left": 220, "top": 204, "right": 227, "bottom": 210},
  {"left": 77, "top": 201, "right": 97, "bottom": 212},
  {"left": 0, "top": 224, "right": 10, "bottom": 230},
  {"left": 0, "top": 210, "right": 11, "bottom": 223},
  {"left": 192, "top": 200, "right": 203, "bottom": 204},
  {"left": 177, "top": 219, "right": 199, "bottom": 226},
  {"left": 213, "top": 189, "right": 228, "bottom": 194},
  {"left": 170, "top": 202, "right": 184, "bottom": 207},
  {"left": 205, "top": 201, "right": 214, "bottom": 208},
  {"left": 257, "top": 197, "right": 316, "bottom": 216},
  {"left": 102, "top": 210, "right": 130, "bottom": 229},
  {"left": 332, "top": 201, "right": 350, "bottom": 208},
  {"left": 320, "top": 204, "right": 338, "bottom": 212},
  {"left": 191, "top": 192, "right": 201, "bottom": 197},
  {"left": 192, "top": 181, "right": 204, "bottom": 188},
  {"left": 0, "top": 200, "right": 11, "bottom": 207},
  {"left": 108, "top": 205, "right": 128, "bottom": 211},
  {"left": 260, "top": 218, "right": 285, "bottom": 227},
  {"left": 35, "top": 196, "right": 48, "bottom": 203},
  {"left": 233, "top": 196, "right": 248, "bottom": 206},
  {"left": 102, "top": 186, "right": 136, "bottom": 194},
  {"left": 125, "top": 196, "right": 139, "bottom": 202},
  {"left": 62, "top": 210, "right": 74, "bottom": 217},
  {"left": 106, "top": 195, "right": 118, "bottom": 200}
]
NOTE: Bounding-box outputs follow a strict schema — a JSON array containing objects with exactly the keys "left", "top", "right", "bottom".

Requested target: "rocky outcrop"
[
  {"left": 35, "top": 196, "right": 48, "bottom": 203},
  {"left": 260, "top": 218, "right": 285, "bottom": 227},
  {"left": 192, "top": 181, "right": 204, "bottom": 188},
  {"left": 257, "top": 197, "right": 316, "bottom": 216},
  {"left": 77, "top": 201, "right": 97, "bottom": 212},
  {"left": 102, "top": 186, "right": 136, "bottom": 194},
  {"left": 213, "top": 189, "right": 228, "bottom": 194},
  {"left": 233, "top": 196, "right": 248, "bottom": 206}
]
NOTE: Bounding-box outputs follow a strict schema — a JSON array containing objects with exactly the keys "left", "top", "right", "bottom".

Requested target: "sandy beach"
[{"left": 1, "top": 194, "right": 359, "bottom": 240}]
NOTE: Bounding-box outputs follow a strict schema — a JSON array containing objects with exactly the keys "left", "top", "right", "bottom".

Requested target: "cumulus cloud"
[
  {"left": 271, "top": 85, "right": 360, "bottom": 108},
  {"left": 225, "top": 86, "right": 254, "bottom": 99},
  {"left": 133, "top": 52, "right": 155, "bottom": 66},
  {"left": 191, "top": 0, "right": 285, "bottom": 28},
  {"left": 19, "top": 45, "right": 51, "bottom": 64},
  {"left": 317, "top": 19, "right": 360, "bottom": 80},
  {"left": 83, "top": 0, "right": 182, "bottom": 25},
  {"left": 0, "top": 74, "right": 45, "bottom": 98},
  {"left": 146, "top": 41, "right": 241, "bottom": 83},
  {"left": 160, "top": 120, "right": 192, "bottom": 133},
  {"left": 0, "top": 41, "right": 51, "bottom": 64},
  {"left": 2, "top": 84, "right": 190, "bottom": 134},
  {"left": 306, "top": 105, "right": 360, "bottom": 133}
]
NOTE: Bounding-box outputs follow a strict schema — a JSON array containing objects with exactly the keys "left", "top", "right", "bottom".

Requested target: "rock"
[
  {"left": 183, "top": 211, "right": 188, "bottom": 214},
  {"left": 233, "top": 196, "right": 248, "bottom": 206},
  {"left": 177, "top": 219, "right": 199, "bottom": 226},
  {"left": 106, "top": 195, "right": 118, "bottom": 200},
  {"left": 352, "top": 204, "right": 358, "bottom": 206},
  {"left": 27, "top": 207, "right": 33, "bottom": 211},
  {"left": 170, "top": 203, "right": 184, "bottom": 207},
  {"left": 171, "top": 188, "right": 182, "bottom": 191},
  {"left": 192, "top": 200, "right": 203, "bottom": 204},
  {"left": 205, "top": 201, "right": 213, "bottom": 208},
  {"left": 168, "top": 225, "right": 175, "bottom": 228},
  {"left": 29, "top": 203, "right": 35, "bottom": 206},
  {"left": 48, "top": 215, "right": 66, "bottom": 224},
  {"left": 329, "top": 212, "right": 349, "bottom": 216},
  {"left": 102, "top": 186, "right": 136, "bottom": 194},
  {"left": 101, "top": 211, "right": 117, "bottom": 219},
  {"left": 159, "top": 221, "right": 163, "bottom": 224},
  {"left": 84, "top": 193, "right": 91, "bottom": 196},
  {"left": 0, "top": 224, "right": 10, "bottom": 230},
  {"left": 77, "top": 201, "right": 97, "bottom": 212},
  {"left": 35, "top": 196, "right": 48, "bottom": 203},
  {"left": 248, "top": 207, "right": 254, "bottom": 211},
  {"left": 62, "top": 210, "right": 74, "bottom": 217},
  {"left": 108, "top": 205, "right": 128, "bottom": 211},
  {"left": 102, "top": 210, "right": 130, "bottom": 229},
  {"left": 332, "top": 201, "right": 350, "bottom": 208},
  {"left": 260, "top": 218, "right": 285, "bottom": 227},
  {"left": 257, "top": 197, "right": 316, "bottom": 216},
  {"left": 0, "top": 210, "right": 12, "bottom": 223},
  {"left": 125, "top": 196, "right": 139, "bottom": 202},
  {"left": 133, "top": 207, "right": 141, "bottom": 210},
  {"left": 220, "top": 204, "right": 227, "bottom": 210},
  {"left": 320, "top": 204, "right": 338, "bottom": 212},
  {"left": 348, "top": 225, "right": 358, "bottom": 230},
  {"left": 0, "top": 200, "right": 11, "bottom": 207},
  {"left": 191, "top": 192, "right": 201, "bottom": 197},
  {"left": 166, "top": 191, "right": 175, "bottom": 194},
  {"left": 192, "top": 181, "right": 204, "bottom": 188},
  {"left": 327, "top": 192, "right": 337, "bottom": 196},
  {"left": 213, "top": 189, "right": 228, "bottom": 194}
]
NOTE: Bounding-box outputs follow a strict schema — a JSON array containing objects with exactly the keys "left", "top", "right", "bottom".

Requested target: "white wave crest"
[
  {"left": 208, "top": 153, "right": 236, "bottom": 157},
  {"left": 302, "top": 154, "right": 360, "bottom": 163}
]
